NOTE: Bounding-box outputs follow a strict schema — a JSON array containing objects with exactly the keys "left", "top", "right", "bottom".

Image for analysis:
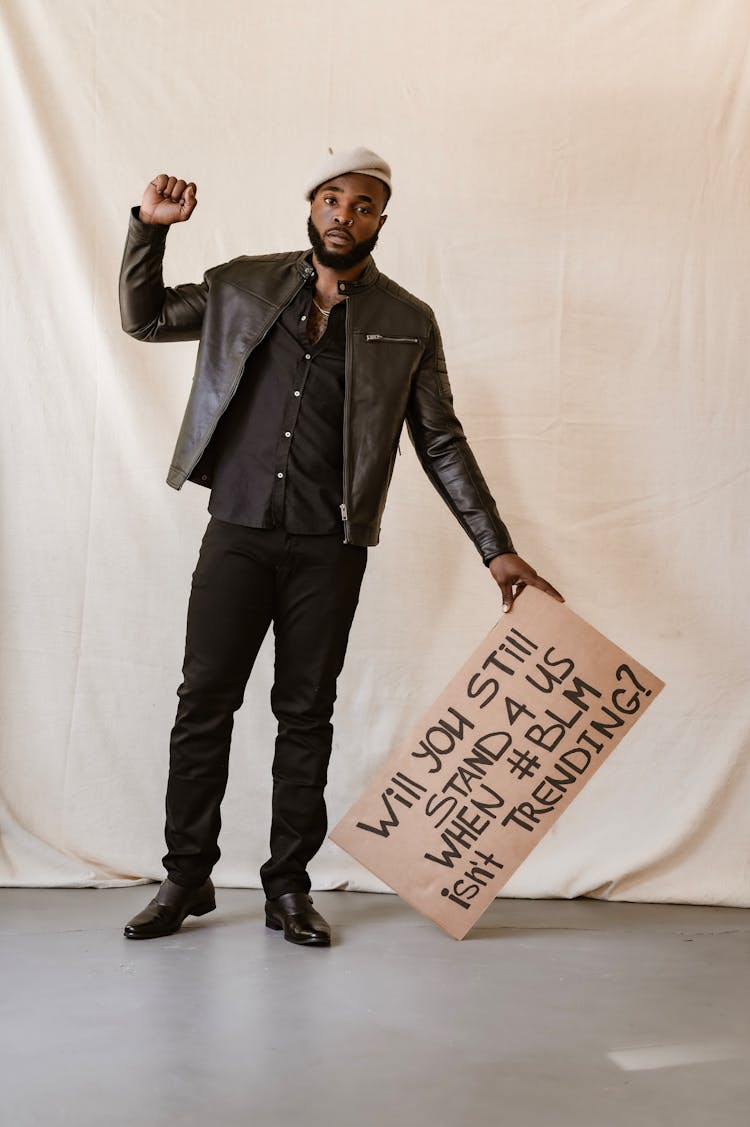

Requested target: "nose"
[{"left": 333, "top": 213, "right": 354, "bottom": 227}]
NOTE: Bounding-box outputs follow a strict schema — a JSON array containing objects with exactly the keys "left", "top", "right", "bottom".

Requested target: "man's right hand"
[{"left": 139, "top": 174, "right": 197, "bottom": 225}]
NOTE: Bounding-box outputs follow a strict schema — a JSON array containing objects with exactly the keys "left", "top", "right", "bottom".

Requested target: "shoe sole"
[{"left": 123, "top": 899, "right": 216, "bottom": 940}]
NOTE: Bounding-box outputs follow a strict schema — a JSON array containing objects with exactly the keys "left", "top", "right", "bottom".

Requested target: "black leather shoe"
[
  {"left": 265, "top": 892, "right": 331, "bottom": 946},
  {"left": 123, "top": 877, "right": 216, "bottom": 940}
]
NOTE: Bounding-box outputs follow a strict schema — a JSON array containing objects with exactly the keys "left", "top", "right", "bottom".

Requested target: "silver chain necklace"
[{"left": 312, "top": 298, "right": 332, "bottom": 319}]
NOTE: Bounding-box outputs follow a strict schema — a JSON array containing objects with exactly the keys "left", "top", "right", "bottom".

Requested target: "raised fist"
[{"left": 139, "top": 174, "right": 197, "bottom": 225}]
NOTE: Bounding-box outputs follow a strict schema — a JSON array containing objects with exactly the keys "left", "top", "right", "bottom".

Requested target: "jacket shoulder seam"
[
  {"left": 207, "top": 252, "right": 308, "bottom": 297},
  {"left": 374, "top": 274, "right": 435, "bottom": 323},
  {"left": 208, "top": 251, "right": 306, "bottom": 279}
]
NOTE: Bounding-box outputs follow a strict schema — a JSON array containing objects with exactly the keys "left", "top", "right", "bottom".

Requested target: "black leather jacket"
[{"left": 119, "top": 210, "right": 514, "bottom": 560}]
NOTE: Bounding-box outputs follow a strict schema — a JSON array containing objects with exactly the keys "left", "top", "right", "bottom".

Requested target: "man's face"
[{"left": 308, "top": 172, "right": 388, "bottom": 270}]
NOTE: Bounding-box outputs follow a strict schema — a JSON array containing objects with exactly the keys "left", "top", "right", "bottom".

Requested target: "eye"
[
  {"left": 323, "top": 196, "right": 336, "bottom": 205},
  {"left": 357, "top": 206, "right": 371, "bottom": 214}
]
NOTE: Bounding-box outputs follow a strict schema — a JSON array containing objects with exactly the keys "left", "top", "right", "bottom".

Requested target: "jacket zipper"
[
  {"left": 185, "top": 273, "right": 310, "bottom": 481},
  {"left": 341, "top": 332, "right": 417, "bottom": 532},
  {"left": 365, "top": 333, "right": 419, "bottom": 343},
  {"left": 341, "top": 301, "right": 352, "bottom": 543}
]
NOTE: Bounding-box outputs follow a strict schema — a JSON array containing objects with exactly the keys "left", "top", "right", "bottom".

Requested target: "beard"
[{"left": 307, "top": 217, "right": 380, "bottom": 270}]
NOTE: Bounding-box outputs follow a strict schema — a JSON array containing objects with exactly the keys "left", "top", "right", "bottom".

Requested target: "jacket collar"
[{"left": 294, "top": 252, "right": 380, "bottom": 295}]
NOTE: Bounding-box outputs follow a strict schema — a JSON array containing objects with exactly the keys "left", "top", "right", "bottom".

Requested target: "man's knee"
[{"left": 176, "top": 675, "right": 247, "bottom": 716}]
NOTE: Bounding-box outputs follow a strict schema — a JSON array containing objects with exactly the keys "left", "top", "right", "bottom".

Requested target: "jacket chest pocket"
[
  {"left": 353, "top": 331, "right": 425, "bottom": 392},
  {"left": 363, "top": 334, "right": 424, "bottom": 384},
  {"left": 365, "top": 333, "right": 420, "bottom": 344}
]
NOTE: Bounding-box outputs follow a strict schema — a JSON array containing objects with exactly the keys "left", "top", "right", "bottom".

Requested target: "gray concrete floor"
[{"left": 1, "top": 889, "right": 748, "bottom": 1126}]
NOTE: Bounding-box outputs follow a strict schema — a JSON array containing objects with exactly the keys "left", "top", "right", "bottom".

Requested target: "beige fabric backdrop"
[{"left": 1, "top": 0, "right": 748, "bottom": 903}]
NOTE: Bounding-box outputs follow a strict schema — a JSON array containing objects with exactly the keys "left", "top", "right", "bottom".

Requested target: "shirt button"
[
  {"left": 304, "top": 353, "right": 311, "bottom": 360},
  {"left": 294, "top": 390, "right": 301, "bottom": 397},
  {"left": 284, "top": 431, "right": 291, "bottom": 438},
  {"left": 301, "top": 315, "right": 307, "bottom": 321},
  {"left": 277, "top": 472, "right": 284, "bottom": 479}
]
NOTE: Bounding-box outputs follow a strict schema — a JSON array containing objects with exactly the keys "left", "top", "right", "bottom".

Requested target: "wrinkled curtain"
[{"left": 1, "top": 0, "right": 748, "bottom": 904}]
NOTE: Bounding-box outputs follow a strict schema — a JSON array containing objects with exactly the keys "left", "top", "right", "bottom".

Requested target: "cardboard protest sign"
[{"left": 330, "top": 587, "right": 665, "bottom": 939}]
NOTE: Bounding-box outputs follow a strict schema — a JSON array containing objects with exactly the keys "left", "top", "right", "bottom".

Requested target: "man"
[{"left": 119, "top": 147, "right": 562, "bottom": 947}]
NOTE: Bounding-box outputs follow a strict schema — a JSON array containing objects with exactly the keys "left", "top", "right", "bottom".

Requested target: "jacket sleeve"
[
  {"left": 118, "top": 208, "right": 209, "bottom": 342},
  {"left": 405, "top": 317, "right": 515, "bottom": 564}
]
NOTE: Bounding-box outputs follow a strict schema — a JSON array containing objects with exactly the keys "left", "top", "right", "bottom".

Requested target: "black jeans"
[{"left": 162, "top": 518, "right": 367, "bottom": 899}]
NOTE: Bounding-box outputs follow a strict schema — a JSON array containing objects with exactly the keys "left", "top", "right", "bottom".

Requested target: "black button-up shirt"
[{"left": 207, "top": 279, "right": 346, "bottom": 534}]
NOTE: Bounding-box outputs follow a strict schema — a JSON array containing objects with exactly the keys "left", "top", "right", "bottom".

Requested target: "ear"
[{"left": 378, "top": 213, "right": 388, "bottom": 231}]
